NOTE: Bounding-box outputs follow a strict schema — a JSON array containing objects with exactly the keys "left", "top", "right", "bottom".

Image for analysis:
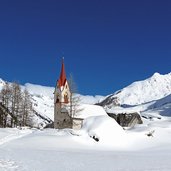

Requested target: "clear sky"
[{"left": 0, "top": 0, "right": 170, "bottom": 95}]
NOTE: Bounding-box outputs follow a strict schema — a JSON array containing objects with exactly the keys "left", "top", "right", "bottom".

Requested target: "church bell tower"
[{"left": 54, "top": 58, "right": 72, "bottom": 129}]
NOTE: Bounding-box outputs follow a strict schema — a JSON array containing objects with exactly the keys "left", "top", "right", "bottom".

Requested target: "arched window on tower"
[
  {"left": 56, "top": 95, "right": 60, "bottom": 103},
  {"left": 64, "top": 93, "right": 68, "bottom": 103}
]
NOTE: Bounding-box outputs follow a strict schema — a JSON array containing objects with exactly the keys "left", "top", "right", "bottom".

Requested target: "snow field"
[{"left": 0, "top": 117, "right": 171, "bottom": 171}]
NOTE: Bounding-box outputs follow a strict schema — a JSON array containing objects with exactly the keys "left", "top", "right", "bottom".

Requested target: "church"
[{"left": 54, "top": 59, "right": 83, "bottom": 129}]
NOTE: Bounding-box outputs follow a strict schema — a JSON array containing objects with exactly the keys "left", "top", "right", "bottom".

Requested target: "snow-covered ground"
[
  {"left": 0, "top": 116, "right": 171, "bottom": 171},
  {"left": 1, "top": 72, "right": 171, "bottom": 170}
]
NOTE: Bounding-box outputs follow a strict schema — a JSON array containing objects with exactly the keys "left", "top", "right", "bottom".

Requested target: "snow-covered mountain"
[
  {"left": 1, "top": 72, "right": 171, "bottom": 126},
  {"left": 99, "top": 72, "right": 171, "bottom": 108},
  {"left": 141, "top": 93, "right": 171, "bottom": 118},
  {"left": 98, "top": 72, "right": 171, "bottom": 119},
  {"left": 0, "top": 78, "right": 105, "bottom": 127},
  {"left": 1, "top": 74, "right": 171, "bottom": 171}
]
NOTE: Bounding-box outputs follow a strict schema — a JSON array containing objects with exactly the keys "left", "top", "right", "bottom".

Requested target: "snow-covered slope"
[
  {"left": 0, "top": 79, "right": 55, "bottom": 126},
  {"left": 141, "top": 94, "right": 171, "bottom": 118},
  {"left": 24, "top": 83, "right": 105, "bottom": 122},
  {"left": 100, "top": 72, "right": 171, "bottom": 107},
  {"left": 1, "top": 72, "right": 171, "bottom": 127},
  {"left": 24, "top": 83, "right": 54, "bottom": 122},
  {"left": 0, "top": 78, "right": 5, "bottom": 88},
  {"left": 0, "top": 78, "right": 105, "bottom": 127},
  {"left": 105, "top": 93, "right": 171, "bottom": 121},
  {"left": 78, "top": 94, "right": 104, "bottom": 104}
]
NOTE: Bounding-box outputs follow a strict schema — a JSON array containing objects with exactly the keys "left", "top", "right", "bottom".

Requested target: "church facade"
[
  {"left": 54, "top": 59, "right": 83, "bottom": 129},
  {"left": 54, "top": 59, "right": 72, "bottom": 129}
]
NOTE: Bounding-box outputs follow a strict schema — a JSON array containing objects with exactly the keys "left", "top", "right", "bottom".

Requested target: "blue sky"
[{"left": 0, "top": 0, "right": 170, "bottom": 95}]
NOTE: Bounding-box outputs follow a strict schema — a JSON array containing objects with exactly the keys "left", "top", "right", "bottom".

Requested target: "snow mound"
[
  {"left": 80, "top": 116, "right": 126, "bottom": 147},
  {"left": 76, "top": 104, "right": 107, "bottom": 119}
]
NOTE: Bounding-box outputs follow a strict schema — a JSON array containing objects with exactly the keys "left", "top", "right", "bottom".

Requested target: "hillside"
[
  {"left": 1, "top": 72, "right": 171, "bottom": 126},
  {"left": 99, "top": 72, "right": 171, "bottom": 107},
  {"left": 0, "top": 79, "right": 105, "bottom": 127}
]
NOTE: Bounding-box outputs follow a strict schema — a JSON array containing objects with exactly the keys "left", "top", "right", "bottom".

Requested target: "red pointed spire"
[{"left": 58, "top": 58, "right": 67, "bottom": 88}]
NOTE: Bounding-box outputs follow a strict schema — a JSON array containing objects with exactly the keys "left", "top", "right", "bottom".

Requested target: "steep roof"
[{"left": 58, "top": 58, "right": 67, "bottom": 89}]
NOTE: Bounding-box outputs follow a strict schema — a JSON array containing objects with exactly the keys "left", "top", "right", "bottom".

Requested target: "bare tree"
[
  {"left": 0, "top": 82, "right": 34, "bottom": 128},
  {"left": 0, "top": 82, "right": 11, "bottom": 107},
  {"left": 10, "top": 82, "right": 23, "bottom": 126},
  {"left": 0, "top": 82, "right": 12, "bottom": 127},
  {"left": 68, "top": 74, "right": 83, "bottom": 127},
  {"left": 21, "top": 88, "right": 33, "bottom": 127}
]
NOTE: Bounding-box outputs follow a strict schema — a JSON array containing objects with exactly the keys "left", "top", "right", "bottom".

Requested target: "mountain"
[
  {"left": 0, "top": 78, "right": 105, "bottom": 127},
  {"left": 99, "top": 72, "right": 171, "bottom": 108},
  {"left": 141, "top": 93, "right": 171, "bottom": 118},
  {"left": 98, "top": 72, "right": 171, "bottom": 119},
  {"left": 0, "top": 80, "right": 54, "bottom": 127},
  {"left": 1, "top": 72, "right": 171, "bottom": 126}
]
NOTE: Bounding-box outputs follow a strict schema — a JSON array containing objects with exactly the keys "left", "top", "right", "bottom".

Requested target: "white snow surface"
[
  {"left": 25, "top": 83, "right": 54, "bottom": 98},
  {"left": 78, "top": 94, "right": 105, "bottom": 104},
  {"left": 104, "top": 72, "right": 171, "bottom": 106},
  {"left": 106, "top": 92, "right": 171, "bottom": 120},
  {"left": 0, "top": 116, "right": 171, "bottom": 171},
  {"left": 78, "top": 116, "right": 127, "bottom": 147},
  {"left": 75, "top": 104, "right": 107, "bottom": 119},
  {"left": 1, "top": 73, "right": 171, "bottom": 170}
]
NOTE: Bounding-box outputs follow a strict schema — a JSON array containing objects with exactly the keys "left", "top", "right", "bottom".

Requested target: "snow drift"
[{"left": 79, "top": 115, "right": 127, "bottom": 147}]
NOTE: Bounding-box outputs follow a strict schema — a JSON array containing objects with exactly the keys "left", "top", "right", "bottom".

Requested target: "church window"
[
  {"left": 64, "top": 93, "right": 68, "bottom": 103},
  {"left": 56, "top": 95, "right": 60, "bottom": 103}
]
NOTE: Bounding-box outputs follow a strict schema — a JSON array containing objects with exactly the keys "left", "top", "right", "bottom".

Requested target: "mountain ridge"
[
  {"left": 1, "top": 72, "right": 171, "bottom": 126},
  {"left": 100, "top": 72, "right": 171, "bottom": 108}
]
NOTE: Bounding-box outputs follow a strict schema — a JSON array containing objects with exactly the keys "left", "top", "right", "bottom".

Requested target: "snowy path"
[
  {"left": 0, "top": 128, "right": 33, "bottom": 171},
  {"left": 0, "top": 129, "right": 32, "bottom": 146},
  {"left": 0, "top": 129, "right": 32, "bottom": 145},
  {"left": 0, "top": 160, "right": 19, "bottom": 171}
]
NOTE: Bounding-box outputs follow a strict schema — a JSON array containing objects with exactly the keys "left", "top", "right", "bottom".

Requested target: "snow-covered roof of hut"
[{"left": 74, "top": 104, "right": 107, "bottom": 119}]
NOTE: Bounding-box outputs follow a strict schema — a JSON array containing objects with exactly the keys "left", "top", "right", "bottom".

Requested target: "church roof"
[{"left": 58, "top": 58, "right": 67, "bottom": 89}]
